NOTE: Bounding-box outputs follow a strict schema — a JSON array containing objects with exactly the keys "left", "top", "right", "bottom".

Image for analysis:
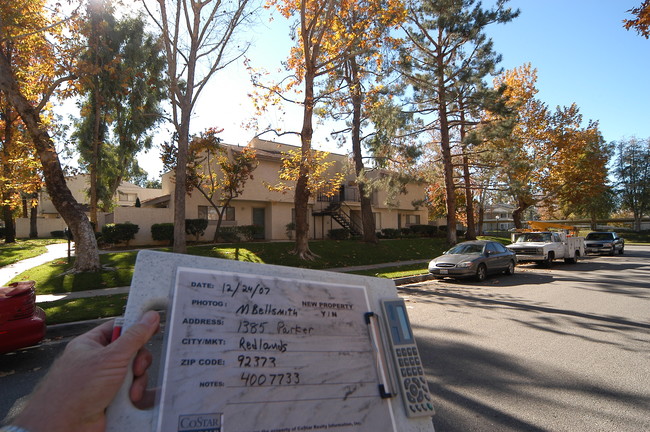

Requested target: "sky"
[{"left": 137, "top": 0, "right": 650, "bottom": 180}]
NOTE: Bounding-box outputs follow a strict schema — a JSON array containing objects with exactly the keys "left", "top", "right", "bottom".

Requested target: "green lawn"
[
  {"left": 26, "top": 237, "right": 448, "bottom": 325},
  {"left": 0, "top": 238, "right": 66, "bottom": 267}
]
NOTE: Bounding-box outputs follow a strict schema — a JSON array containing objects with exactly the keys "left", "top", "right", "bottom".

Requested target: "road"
[
  {"left": 404, "top": 245, "right": 650, "bottom": 432},
  {"left": 1, "top": 246, "right": 649, "bottom": 430}
]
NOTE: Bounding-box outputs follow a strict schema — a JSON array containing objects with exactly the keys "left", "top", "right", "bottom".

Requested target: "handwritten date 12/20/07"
[
  {"left": 240, "top": 372, "right": 300, "bottom": 387},
  {"left": 222, "top": 281, "right": 271, "bottom": 299}
]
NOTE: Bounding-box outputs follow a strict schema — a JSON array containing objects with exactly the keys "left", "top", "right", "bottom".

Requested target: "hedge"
[
  {"left": 151, "top": 223, "right": 174, "bottom": 244},
  {"left": 101, "top": 222, "right": 139, "bottom": 246},
  {"left": 186, "top": 219, "right": 208, "bottom": 241}
]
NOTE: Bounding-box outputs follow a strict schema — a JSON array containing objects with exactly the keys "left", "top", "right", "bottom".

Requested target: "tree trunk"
[
  {"left": 2, "top": 203, "right": 15, "bottom": 243},
  {"left": 0, "top": 53, "right": 100, "bottom": 271},
  {"left": 30, "top": 204, "right": 38, "bottom": 238},
  {"left": 293, "top": 69, "right": 316, "bottom": 260},
  {"left": 348, "top": 58, "right": 377, "bottom": 243},
  {"left": 459, "top": 110, "right": 476, "bottom": 240},
  {"left": 1, "top": 100, "right": 15, "bottom": 243},
  {"left": 436, "top": 46, "right": 457, "bottom": 245}
]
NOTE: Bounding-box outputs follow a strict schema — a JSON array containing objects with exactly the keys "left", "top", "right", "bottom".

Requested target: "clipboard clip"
[{"left": 365, "top": 312, "right": 394, "bottom": 399}]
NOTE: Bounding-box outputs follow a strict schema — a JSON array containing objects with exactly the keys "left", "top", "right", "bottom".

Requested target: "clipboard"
[{"left": 106, "top": 250, "right": 435, "bottom": 432}]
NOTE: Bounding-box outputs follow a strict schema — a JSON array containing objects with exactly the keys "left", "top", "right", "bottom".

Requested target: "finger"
[
  {"left": 133, "top": 348, "right": 153, "bottom": 377},
  {"left": 109, "top": 311, "right": 160, "bottom": 360},
  {"left": 130, "top": 371, "right": 149, "bottom": 403}
]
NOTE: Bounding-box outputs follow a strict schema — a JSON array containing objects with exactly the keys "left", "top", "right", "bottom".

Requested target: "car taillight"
[
  {"left": 10, "top": 291, "right": 36, "bottom": 320},
  {"left": 0, "top": 281, "right": 37, "bottom": 322}
]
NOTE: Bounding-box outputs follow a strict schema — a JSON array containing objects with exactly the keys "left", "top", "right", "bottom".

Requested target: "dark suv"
[{"left": 584, "top": 232, "right": 624, "bottom": 255}]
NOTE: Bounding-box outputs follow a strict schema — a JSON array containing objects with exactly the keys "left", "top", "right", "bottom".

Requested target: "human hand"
[{"left": 11, "top": 311, "right": 160, "bottom": 432}]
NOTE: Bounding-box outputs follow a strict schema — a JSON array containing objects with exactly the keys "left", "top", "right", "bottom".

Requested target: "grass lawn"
[
  {"left": 25, "top": 237, "right": 448, "bottom": 325},
  {"left": 11, "top": 237, "right": 448, "bottom": 295},
  {"left": 0, "top": 238, "right": 66, "bottom": 267},
  {"left": 40, "top": 294, "right": 128, "bottom": 325}
]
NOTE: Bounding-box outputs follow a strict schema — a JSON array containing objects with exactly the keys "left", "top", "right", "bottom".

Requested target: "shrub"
[
  {"left": 285, "top": 222, "right": 295, "bottom": 240},
  {"left": 101, "top": 222, "right": 139, "bottom": 246},
  {"left": 328, "top": 228, "right": 350, "bottom": 240},
  {"left": 185, "top": 218, "right": 208, "bottom": 241},
  {"left": 51, "top": 230, "right": 65, "bottom": 238},
  {"left": 237, "top": 225, "right": 264, "bottom": 242},
  {"left": 380, "top": 228, "right": 401, "bottom": 239},
  {"left": 217, "top": 227, "right": 240, "bottom": 243},
  {"left": 151, "top": 223, "right": 174, "bottom": 244},
  {"left": 409, "top": 224, "right": 436, "bottom": 237}
]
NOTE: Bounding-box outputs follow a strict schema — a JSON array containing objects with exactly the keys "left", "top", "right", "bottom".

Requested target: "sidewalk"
[{"left": 0, "top": 242, "right": 72, "bottom": 286}]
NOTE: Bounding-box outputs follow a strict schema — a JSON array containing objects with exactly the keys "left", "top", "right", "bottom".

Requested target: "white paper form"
[{"left": 156, "top": 267, "right": 397, "bottom": 432}]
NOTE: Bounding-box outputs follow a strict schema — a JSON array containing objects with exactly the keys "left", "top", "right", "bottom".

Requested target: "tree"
[
  {"left": 1, "top": 93, "right": 42, "bottom": 243},
  {"left": 74, "top": 3, "right": 166, "bottom": 219},
  {"left": 400, "top": 0, "right": 518, "bottom": 244},
  {"left": 486, "top": 64, "right": 551, "bottom": 228},
  {"left": 613, "top": 137, "right": 650, "bottom": 231},
  {"left": 143, "top": 0, "right": 255, "bottom": 254},
  {"left": 319, "top": 0, "right": 406, "bottom": 244},
  {"left": 265, "top": 147, "right": 344, "bottom": 205},
  {"left": 0, "top": 1, "right": 101, "bottom": 271},
  {"left": 262, "top": 0, "right": 397, "bottom": 258},
  {"left": 624, "top": 1, "right": 650, "bottom": 38},
  {"left": 161, "top": 128, "right": 258, "bottom": 242},
  {"left": 487, "top": 65, "right": 612, "bottom": 228}
]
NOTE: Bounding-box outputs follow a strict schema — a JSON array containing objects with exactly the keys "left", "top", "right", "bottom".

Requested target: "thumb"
[{"left": 110, "top": 311, "right": 160, "bottom": 359}]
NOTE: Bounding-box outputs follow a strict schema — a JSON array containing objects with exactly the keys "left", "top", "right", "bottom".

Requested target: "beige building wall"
[{"left": 20, "top": 139, "right": 427, "bottom": 243}]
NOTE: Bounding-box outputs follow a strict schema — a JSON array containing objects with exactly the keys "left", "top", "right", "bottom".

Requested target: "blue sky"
[
  {"left": 486, "top": 0, "right": 650, "bottom": 145},
  {"left": 140, "top": 0, "right": 650, "bottom": 178}
]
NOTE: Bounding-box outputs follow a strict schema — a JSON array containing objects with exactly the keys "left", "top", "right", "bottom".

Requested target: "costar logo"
[{"left": 177, "top": 413, "right": 222, "bottom": 432}]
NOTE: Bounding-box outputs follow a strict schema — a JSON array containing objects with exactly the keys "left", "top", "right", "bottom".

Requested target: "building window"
[
  {"left": 405, "top": 214, "right": 420, "bottom": 226},
  {"left": 118, "top": 192, "right": 137, "bottom": 202},
  {"left": 198, "top": 206, "right": 235, "bottom": 221}
]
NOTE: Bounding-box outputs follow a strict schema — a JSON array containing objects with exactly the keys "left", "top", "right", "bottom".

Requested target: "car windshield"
[
  {"left": 516, "top": 233, "right": 552, "bottom": 243},
  {"left": 586, "top": 233, "right": 614, "bottom": 240},
  {"left": 447, "top": 244, "right": 484, "bottom": 255}
]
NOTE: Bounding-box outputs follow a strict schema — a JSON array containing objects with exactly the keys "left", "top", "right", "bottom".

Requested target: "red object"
[{"left": 0, "top": 281, "right": 46, "bottom": 354}]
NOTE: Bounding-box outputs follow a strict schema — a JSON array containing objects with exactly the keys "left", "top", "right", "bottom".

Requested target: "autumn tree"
[
  {"left": 161, "top": 128, "right": 258, "bottom": 241},
  {"left": 0, "top": 2, "right": 102, "bottom": 271},
  {"left": 265, "top": 147, "right": 344, "bottom": 203},
  {"left": 613, "top": 137, "right": 650, "bottom": 231},
  {"left": 318, "top": 0, "right": 406, "bottom": 244},
  {"left": 258, "top": 0, "right": 399, "bottom": 258},
  {"left": 73, "top": 3, "right": 166, "bottom": 219},
  {"left": 142, "top": 0, "right": 255, "bottom": 253},
  {"left": 624, "top": 1, "right": 650, "bottom": 38},
  {"left": 487, "top": 65, "right": 611, "bottom": 228},
  {"left": 400, "top": 0, "right": 518, "bottom": 244}
]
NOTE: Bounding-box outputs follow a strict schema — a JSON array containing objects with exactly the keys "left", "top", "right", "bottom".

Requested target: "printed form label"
[{"left": 156, "top": 267, "right": 397, "bottom": 432}]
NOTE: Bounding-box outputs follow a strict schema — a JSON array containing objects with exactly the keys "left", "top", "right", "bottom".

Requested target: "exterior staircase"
[{"left": 313, "top": 201, "right": 362, "bottom": 236}]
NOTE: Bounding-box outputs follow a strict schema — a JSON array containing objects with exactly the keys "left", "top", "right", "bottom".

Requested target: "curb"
[
  {"left": 45, "top": 317, "right": 113, "bottom": 341},
  {"left": 393, "top": 274, "right": 436, "bottom": 286}
]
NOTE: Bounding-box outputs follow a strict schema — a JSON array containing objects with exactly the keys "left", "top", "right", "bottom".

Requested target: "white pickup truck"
[{"left": 506, "top": 231, "right": 585, "bottom": 266}]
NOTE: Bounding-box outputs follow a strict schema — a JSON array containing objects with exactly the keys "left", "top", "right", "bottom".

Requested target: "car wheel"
[
  {"left": 542, "top": 252, "right": 554, "bottom": 268},
  {"left": 504, "top": 260, "right": 515, "bottom": 275},
  {"left": 475, "top": 264, "right": 487, "bottom": 282},
  {"left": 619, "top": 246, "right": 624, "bottom": 255}
]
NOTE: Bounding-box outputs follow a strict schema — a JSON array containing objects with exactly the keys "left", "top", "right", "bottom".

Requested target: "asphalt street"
[{"left": 402, "top": 245, "right": 650, "bottom": 432}]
